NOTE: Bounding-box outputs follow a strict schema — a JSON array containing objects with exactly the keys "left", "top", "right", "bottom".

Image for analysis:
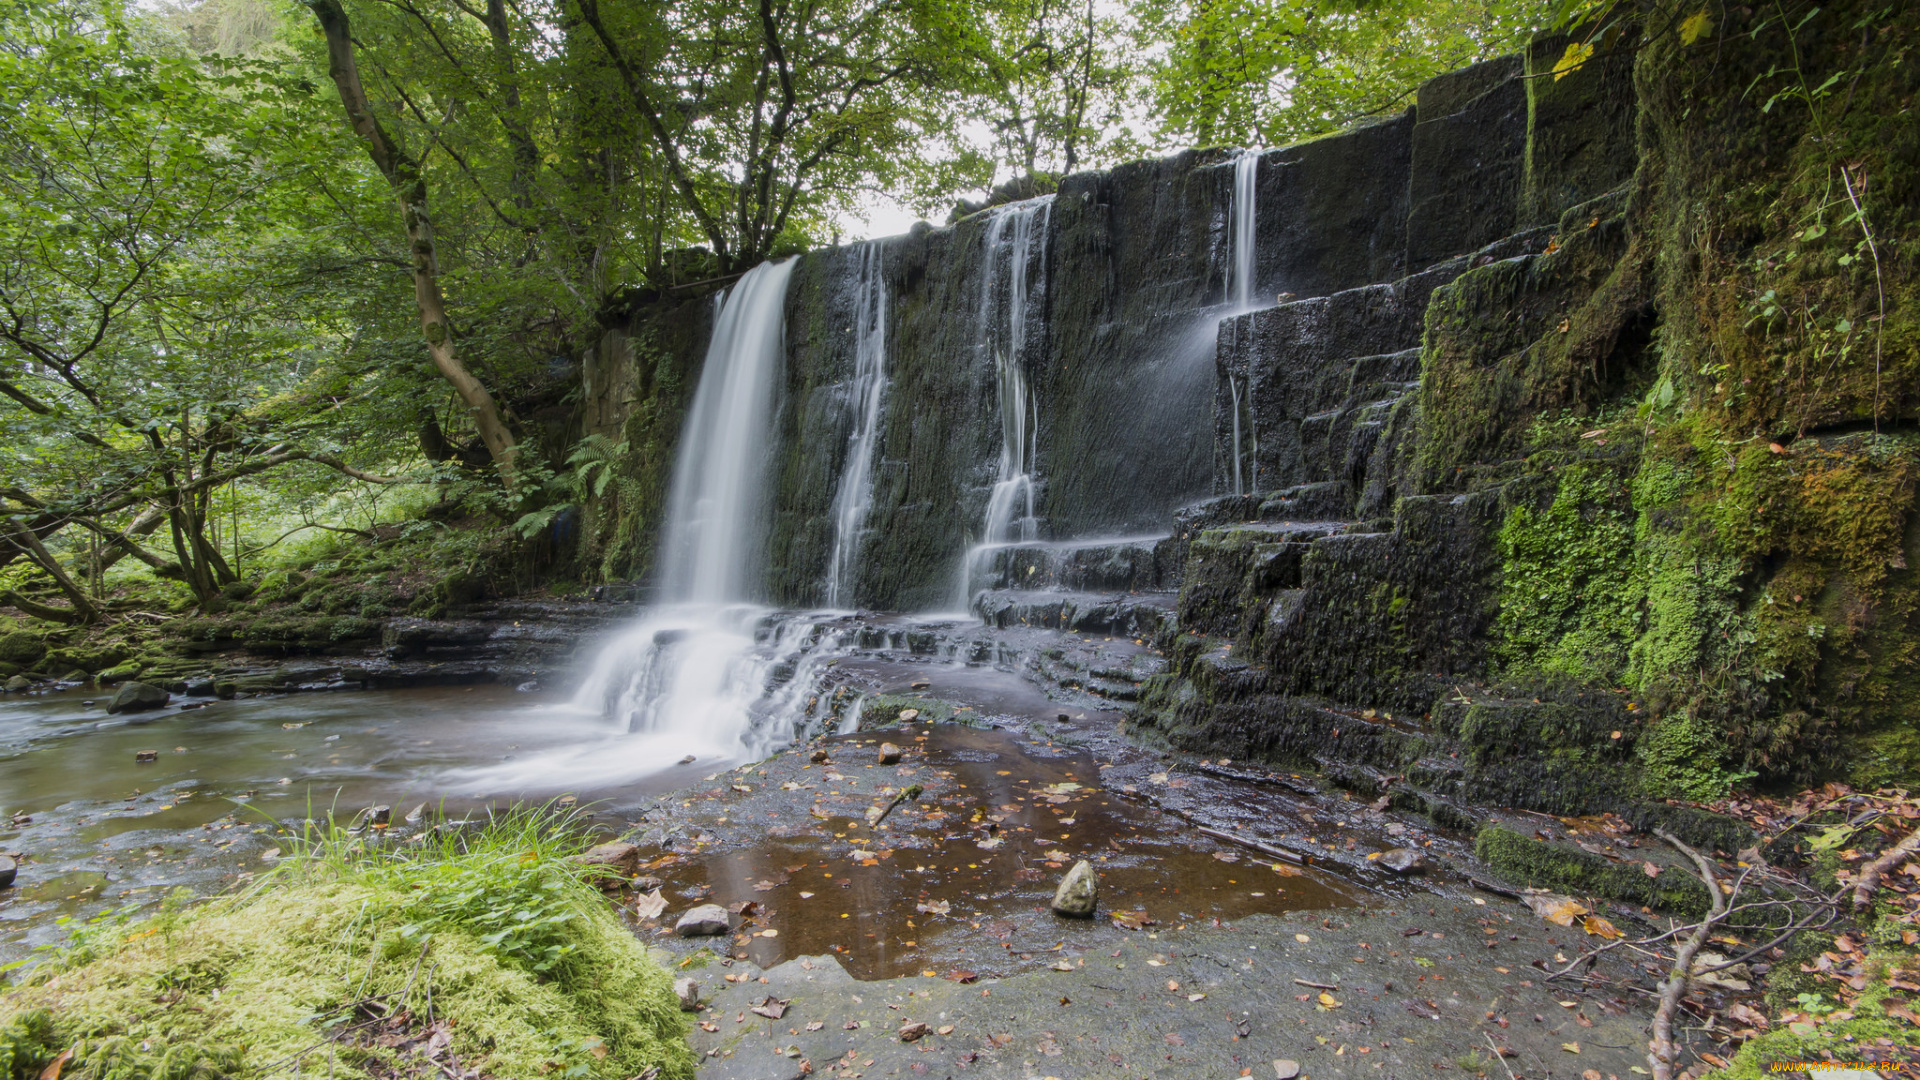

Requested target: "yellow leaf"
[
  {"left": 1553, "top": 42, "right": 1594, "bottom": 81},
  {"left": 1679, "top": 11, "right": 1715, "bottom": 45},
  {"left": 1318, "top": 992, "right": 1341, "bottom": 1008},
  {"left": 1582, "top": 915, "right": 1622, "bottom": 940},
  {"left": 1562, "top": 1042, "right": 1582, "bottom": 1054}
]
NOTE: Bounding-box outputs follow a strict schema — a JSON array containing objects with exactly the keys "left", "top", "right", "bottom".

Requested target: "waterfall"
[
  {"left": 1228, "top": 148, "right": 1260, "bottom": 310},
  {"left": 1229, "top": 373, "right": 1245, "bottom": 497},
  {"left": 453, "top": 260, "right": 848, "bottom": 792},
  {"left": 656, "top": 260, "right": 796, "bottom": 604},
  {"left": 957, "top": 197, "right": 1053, "bottom": 609},
  {"left": 823, "top": 243, "right": 889, "bottom": 608}
]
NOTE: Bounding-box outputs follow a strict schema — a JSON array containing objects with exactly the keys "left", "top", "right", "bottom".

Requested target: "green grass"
[{"left": 0, "top": 805, "right": 695, "bottom": 1080}]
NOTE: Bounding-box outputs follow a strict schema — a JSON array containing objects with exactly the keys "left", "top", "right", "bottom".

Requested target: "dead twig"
[
  {"left": 1852, "top": 824, "right": 1920, "bottom": 911},
  {"left": 1649, "top": 829, "right": 1728, "bottom": 1080}
]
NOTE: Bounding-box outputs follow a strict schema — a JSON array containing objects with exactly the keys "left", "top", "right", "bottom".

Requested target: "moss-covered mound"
[{"left": 0, "top": 819, "right": 694, "bottom": 1080}]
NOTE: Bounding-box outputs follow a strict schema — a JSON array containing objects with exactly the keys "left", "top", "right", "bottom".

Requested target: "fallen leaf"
[
  {"left": 1523, "top": 893, "right": 1589, "bottom": 927},
  {"left": 1111, "top": 910, "right": 1155, "bottom": 931},
  {"left": 1318, "top": 993, "right": 1341, "bottom": 1009},
  {"left": 1561, "top": 1042, "right": 1581, "bottom": 1054},
  {"left": 633, "top": 888, "right": 668, "bottom": 920},
  {"left": 751, "top": 997, "right": 790, "bottom": 1020},
  {"left": 899, "top": 1022, "right": 929, "bottom": 1042},
  {"left": 1643, "top": 861, "right": 1661, "bottom": 877},
  {"left": 916, "top": 900, "right": 951, "bottom": 916},
  {"left": 1582, "top": 915, "right": 1622, "bottom": 940},
  {"left": 1213, "top": 851, "right": 1242, "bottom": 863},
  {"left": 806, "top": 1021, "right": 825, "bottom": 1032},
  {"left": 976, "top": 837, "right": 1003, "bottom": 850}
]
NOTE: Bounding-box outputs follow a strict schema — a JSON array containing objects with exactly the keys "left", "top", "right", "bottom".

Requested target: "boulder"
[
  {"left": 3, "top": 675, "right": 29, "bottom": 692},
  {"left": 0, "top": 855, "right": 14, "bottom": 889},
  {"left": 0, "top": 630, "right": 45, "bottom": 667},
  {"left": 1376, "top": 847, "right": 1429, "bottom": 874},
  {"left": 674, "top": 904, "right": 731, "bottom": 937},
  {"left": 106, "top": 682, "right": 169, "bottom": 714},
  {"left": 97, "top": 662, "right": 142, "bottom": 684},
  {"left": 184, "top": 679, "right": 217, "bottom": 697},
  {"left": 1051, "top": 859, "right": 1098, "bottom": 917}
]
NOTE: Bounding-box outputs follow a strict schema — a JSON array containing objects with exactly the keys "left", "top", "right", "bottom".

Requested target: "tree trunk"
[
  {"left": 4, "top": 528, "right": 100, "bottom": 623},
  {"left": 308, "top": 0, "right": 519, "bottom": 481}
]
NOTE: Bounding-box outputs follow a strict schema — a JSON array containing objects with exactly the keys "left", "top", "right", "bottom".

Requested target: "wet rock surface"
[{"left": 685, "top": 902, "right": 1662, "bottom": 1079}]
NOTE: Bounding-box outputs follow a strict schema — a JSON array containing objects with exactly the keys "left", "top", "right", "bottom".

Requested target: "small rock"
[
  {"left": 106, "top": 682, "right": 169, "bottom": 715},
  {"left": 184, "top": 679, "right": 216, "bottom": 697},
  {"left": 1377, "top": 847, "right": 1429, "bottom": 874},
  {"left": 4, "top": 675, "right": 29, "bottom": 692},
  {"left": 134, "top": 749, "right": 158, "bottom": 763},
  {"left": 675, "top": 905, "right": 730, "bottom": 937},
  {"left": 367, "top": 805, "right": 392, "bottom": 826},
  {"left": 809, "top": 748, "right": 830, "bottom": 763},
  {"left": 898, "top": 1021, "right": 929, "bottom": 1042},
  {"left": 896, "top": 708, "right": 920, "bottom": 723},
  {"left": 1056, "top": 713, "right": 1068, "bottom": 722},
  {"left": 1272, "top": 1059, "right": 1301, "bottom": 1079},
  {"left": 59, "top": 670, "right": 89, "bottom": 684},
  {"left": 1051, "top": 859, "right": 1098, "bottom": 917},
  {"left": 0, "top": 855, "right": 14, "bottom": 889},
  {"left": 910, "top": 679, "right": 930, "bottom": 690},
  {"left": 878, "top": 742, "right": 902, "bottom": 765},
  {"left": 634, "top": 874, "right": 665, "bottom": 891},
  {"left": 515, "top": 680, "right": 540, "bottom": 693},
  {"left": 572, "top": 841, "right": 643, "bottom": 883},
  {"left": 678, "top": 754, "right": 697, "bottom": 765},
  {"left": 404, "top": 803, "right": 426, "bottom": 824},
  {"left": 673, "top": 977, "right": 701, "bottom": 1011}
]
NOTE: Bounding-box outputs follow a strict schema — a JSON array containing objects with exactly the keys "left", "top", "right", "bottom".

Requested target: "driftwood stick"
[
  {"left": 865, "top": 784, "right": 922, "bottom": 829},
  {"left": 1853, "top": 825, "right": 1920, "bottom": 911},
  {"left": 1649, "top": 829, "right": 1728, "bottom": 1080}
]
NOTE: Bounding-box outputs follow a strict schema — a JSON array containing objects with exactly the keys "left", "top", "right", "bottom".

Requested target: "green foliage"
[
  {"left": 0, "top": 806, "right": 695, "bottom": 1080},
  {"left": 1135, "top": 0, "right": 1556, "bottom": 148}
]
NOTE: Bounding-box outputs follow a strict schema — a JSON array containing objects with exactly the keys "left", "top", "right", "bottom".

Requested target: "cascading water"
[
  {"left": 957, "top": 197, "right": 1053, "bottom": 609},
  {"left": 1228, "top": 147, "right": 1261, "bottom": 311},
  {"left": 1224, "top": 148, "right": 1264, "bottom": 495},
  {"left": 823, "top": 243, "right": 889, "bottom": 609},
  {"left": 656, "top": 260, "right": 796, "bottom": 603},
  {"left": 452, "top": 260, "right": 857, "bottom": 792}
]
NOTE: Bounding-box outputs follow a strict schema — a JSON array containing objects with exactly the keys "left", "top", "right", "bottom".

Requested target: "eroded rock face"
[
  {"left": 1050, "top": 859, "right": 1098, "bottom": 917},
  {"left": 106, "top": 681, "right": 168, "bottom": 715}
]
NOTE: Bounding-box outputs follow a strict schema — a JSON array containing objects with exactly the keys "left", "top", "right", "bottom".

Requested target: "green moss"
[
  {"left": 1474, "top": 825, "right": 1711, "bottom": 914},
  {"left": 0, "top": 631, "right": 46, "bottom": 667},
  {"left": 1496, "top": 461, "right": 1640, "bottom": 681},
  {"left": 1637, "top": 708, "right": 1754, "bottom": 800},
  {"left": 0, "top": 819, "right": 695, "bottom": 1080}
]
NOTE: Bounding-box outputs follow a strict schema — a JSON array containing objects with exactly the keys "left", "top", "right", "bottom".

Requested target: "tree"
[
  {"left": 571, "top": 0, "right": 952, "bottom": 272},
  {"left": 1136, "top": 0, "right": 1556, "bottom": 148},
  {"left": 307, "top": 0, "right": 521, "bottom": 479}
]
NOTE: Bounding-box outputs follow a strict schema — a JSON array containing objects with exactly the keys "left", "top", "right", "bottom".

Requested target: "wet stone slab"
[{"left": 683, "top": 900, "right": 1659, "bottom": 1080}]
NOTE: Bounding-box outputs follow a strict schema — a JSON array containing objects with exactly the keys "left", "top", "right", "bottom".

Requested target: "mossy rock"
[
  {"left": 0, "top": 631, "right": 46, "bottom": 667},
  {"left": 1474, "top": 825, "right": 1710, "bottom": 915},
  {"left": 96, "top": 662, "right": 144, "bottom": 684},
  {"left": 42, "top": 643, "right": 129, "bottom": 674}
]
